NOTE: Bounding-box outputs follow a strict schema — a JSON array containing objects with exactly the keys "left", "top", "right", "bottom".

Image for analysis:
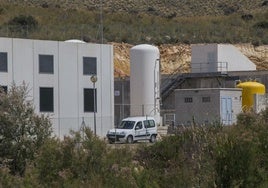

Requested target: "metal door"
[
  {"left": 134, "top": 121, "right": 146, "bottom": 139},
  {"left": 221, "top": 97, "right": 232, "bottom": 125}
]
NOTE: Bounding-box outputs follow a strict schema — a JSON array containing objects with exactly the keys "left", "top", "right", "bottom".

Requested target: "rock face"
[
  {"left": 112, "top": 42, "right": 268, "bottom": 77},
  {"left": 234, "top": 44, "right": 268, "bottom": 70}
]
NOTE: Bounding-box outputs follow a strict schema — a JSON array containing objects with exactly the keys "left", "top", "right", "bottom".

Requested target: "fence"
[
  {"left": 254, "top": 93, "right": 268, "bottom": 113},
  {"left": 191, "top": 61, "right": 228, "bottom": 73},
  {"left": 51, "top": 95, "right": 268, "bottom": 139},
  {"left": 114, "top": 103, "right": 161, "bottom": 125}
]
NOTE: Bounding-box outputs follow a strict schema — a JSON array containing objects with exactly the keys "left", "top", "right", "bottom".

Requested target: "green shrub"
[
  {"left": 135, "top": 125, "right": 221, "bottom": 187},
  {"left": 0, "top": 84, "right": 52, "bottom": 176},
  {"left": 0, "top": 167, "right": 22, "bottom": 188},
  {"left": 214, "top": 135, "right": 261, "bottom": 187},
  {"left": 7, "top": 15, "right": 38, "bottom": 32},
  {"left": 253, "top": 21, "right": 268, "bottom": 29}
]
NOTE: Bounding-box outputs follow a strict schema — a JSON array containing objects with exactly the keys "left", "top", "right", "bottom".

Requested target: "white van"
[{"left": 106, "top": 116, "right": 157, "bottom": 144}]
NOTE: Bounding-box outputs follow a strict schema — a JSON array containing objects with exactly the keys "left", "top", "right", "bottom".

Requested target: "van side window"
[
  {"left": 144, "top": 120, "right": 155, "bottom": 128},
  {"left": 144, "top": 120, "right": 149, "bottom": 128},
  {"left": 135, "top": 121, "right": 142, "bottom": 130}
]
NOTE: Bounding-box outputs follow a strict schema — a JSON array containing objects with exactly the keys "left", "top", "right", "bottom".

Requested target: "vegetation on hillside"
[{"left": 0, "top": 1, "right": 267, "bottom": 45}]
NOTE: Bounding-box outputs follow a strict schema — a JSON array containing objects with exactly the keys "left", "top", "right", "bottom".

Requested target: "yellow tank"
[{"left": 236, "top": 81, "right": 265, "bottom": 111}]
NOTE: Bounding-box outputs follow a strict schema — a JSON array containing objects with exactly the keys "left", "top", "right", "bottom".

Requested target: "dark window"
[
  {"left": 0, "top": 86, "right": 7, "bottom": 93},
  {"left": 84, "top": 88, "right": 97, "bottom": 112},
  {"left": 83, "top": 57, "right": 97, "bottom": 75},
  {"left": 39, "top": 54, "right": 54, "bottom": 74},
  {"left": 135, "top": 121, "right": 143, "bottom": 130},
  {"left": 40, "top": 87, "right": 54, "bottom": 112},
  {"left": 144, "top": 120, "right": 155, "bottom": 128},
  {"left": 184, "top": 97, "right": 193, "bottom": 103},
  {"left": 0, "top": 52, "right": 7, "bottom": 72},
  {"left": 202, "top": 96, "right": 211, "bottom": 103}
]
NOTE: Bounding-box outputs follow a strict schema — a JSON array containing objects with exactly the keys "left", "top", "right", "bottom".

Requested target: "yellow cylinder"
[{"left": 236, "top": 81, "right": 265, "bottom": 111}]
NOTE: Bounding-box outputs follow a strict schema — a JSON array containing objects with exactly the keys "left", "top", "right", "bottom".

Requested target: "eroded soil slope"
[{"left": 112, "top": 42, "right": 268, "bottom": 77}]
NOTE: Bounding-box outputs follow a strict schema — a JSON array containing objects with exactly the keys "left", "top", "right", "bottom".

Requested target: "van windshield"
[{"left": 118, "top": 121, "right": 135, "bottom": 129}]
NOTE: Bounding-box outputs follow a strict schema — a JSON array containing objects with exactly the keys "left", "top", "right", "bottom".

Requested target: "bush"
[
  {"left": 214, "top": 135, "right": 261, "bottom": 187},
  {"left": 35, "top": 128, "right": 109, "bottom": 187},
  {"left": 7, "top": 15, "right": 38, "bottom": 34},
  {"left": 241, "top": 14, "right": 253, "bottom": 21},
  {"left": 135, "top": 125, "right": 221, "bottom": 187},
  {"left": 253, "top": 21, "right": 268, "bottom": 29},
  {"left": 0, "top": 84, "right": 52, "bottom": 176}
]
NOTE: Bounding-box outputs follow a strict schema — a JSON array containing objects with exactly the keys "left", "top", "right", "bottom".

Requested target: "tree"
[
  {"left": 0, "top": 83, "right": 52, "bottom": 176},
  {"left": 7, "top": 15, "right": 38, "bottom": 31}
]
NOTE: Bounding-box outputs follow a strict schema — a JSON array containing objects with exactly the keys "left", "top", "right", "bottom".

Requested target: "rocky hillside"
[
  {"left": 113, "top": 43, "right": 268, "bottom": 77},
  {"left": 3, "top": 0, "right": 267, "bottom": 17}
]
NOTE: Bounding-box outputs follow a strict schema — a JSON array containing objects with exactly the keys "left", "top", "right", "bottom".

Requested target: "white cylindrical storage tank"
[{"left": 130, "top": 44, "right": 161, "bottom": 125}]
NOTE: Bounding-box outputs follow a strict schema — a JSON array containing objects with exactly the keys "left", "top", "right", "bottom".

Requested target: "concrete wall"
[
  {"left": 175, "top": 88, "right": 221, "bottom": 125},
  {"left": 191, "top": 44, "right": 218, "bottom": 73},
  {"left": 218, "top": 44, "right": 256, "bottom": 71},
  {"left": 175, "top": 88, "right": 242, "bottom": 126},
  {"left": 0, "top": 37, "right": 114, "bottom": 138},
  {"left": 191, "top": 44, "right": 256, "bottom": 73}
]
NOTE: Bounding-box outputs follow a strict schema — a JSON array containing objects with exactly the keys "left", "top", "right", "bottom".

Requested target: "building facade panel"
[
  {"left": 0, "top": 38, "right": 12, "bottom": 86},
  {"left": 191, "top": 44, "right": 218, "bottom": 73},
  {"left": 58, "top": 42, "right": 79, "bottom": 119},
  {"left": 218, "top": 45, "right": 256, "bottom": 71},
  {"left": 33, "top": 40, "right": 59, "bottom": 120},
  {"left": 0, "top": 37, "right": 114, "bottom": 138}
]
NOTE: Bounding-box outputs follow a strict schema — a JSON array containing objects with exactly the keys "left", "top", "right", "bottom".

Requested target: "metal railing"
[{"left": 191, "top": 61, "right": 228, "bottom": 73}]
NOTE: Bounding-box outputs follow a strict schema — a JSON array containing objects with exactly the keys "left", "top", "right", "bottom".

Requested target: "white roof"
[
  {"left": 64, "top": 39, "right": 86, "bottom": 43},
  {"left": 122, "top": 116, "right": 155, "bottom": 121}
]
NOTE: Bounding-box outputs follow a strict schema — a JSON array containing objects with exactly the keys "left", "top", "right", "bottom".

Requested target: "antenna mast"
[{"left": 100, "top": 0, "right": 103, "bottom": 44}]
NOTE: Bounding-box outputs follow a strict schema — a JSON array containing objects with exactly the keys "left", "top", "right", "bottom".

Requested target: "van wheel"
[
  {"left": 126, "top": 135, "right": 133, "bottom": 144},
  {"left": 150, "top": 135, "right": 156, "bottom": 143}
]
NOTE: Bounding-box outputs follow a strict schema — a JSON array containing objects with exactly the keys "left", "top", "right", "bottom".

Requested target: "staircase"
[{"left": 161, "top": 73, "right": 185, "bottom": 101}]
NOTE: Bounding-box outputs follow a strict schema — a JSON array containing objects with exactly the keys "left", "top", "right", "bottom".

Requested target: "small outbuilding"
[{"left": 175, "top": 88, "right": 242, "bottom": 126}]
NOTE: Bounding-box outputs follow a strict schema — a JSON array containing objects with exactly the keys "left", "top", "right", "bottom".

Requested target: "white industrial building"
[
  {"left": 175, "top": 88, "right": 242, "bottom": 126},
  {"left": 0, "top": 37, "right": 114, "bottom": 138},
  {"left": 191, "top": 44, "right": 256, "bottom": 73}
]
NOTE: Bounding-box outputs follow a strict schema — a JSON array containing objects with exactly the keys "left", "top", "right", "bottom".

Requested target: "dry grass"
[{"left": 0, "top": 0, "right": 266, "bottom": 17}]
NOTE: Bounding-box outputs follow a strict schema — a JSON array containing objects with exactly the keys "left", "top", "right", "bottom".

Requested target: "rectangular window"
[
  {"left": 84, "top": 88, "right": 97, "bottom": 112},
  {"left": 0, "top": 52, "right": 8, "bottom": 72},
  {"left": 83, "top": 57, "right": 97, "bottom": 75},
  {"left": 202, "top": 96, "right": 211, "bottom": 103},
  {"left": 39, "top": 54, "right": 54, "bottom": 74},
  {"left": 144, "top": 120, "right": 156, "bottom": 128},
  {"left": 40, "top": 87, "right": 54, "bottom": 112},
  {"left": 184, "top": 97, "right": 193, "bottom": 103}
]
